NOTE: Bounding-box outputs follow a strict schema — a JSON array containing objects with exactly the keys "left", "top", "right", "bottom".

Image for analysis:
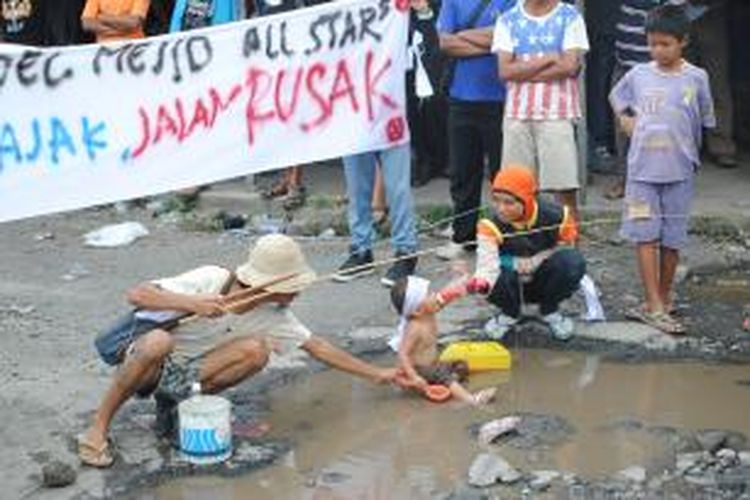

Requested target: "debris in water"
[
  {"left": 478, "top": 416, "right": 521, "bottom": 446},
  {"left": 320, "top": 470, "right": 350, "bottom": 485}
]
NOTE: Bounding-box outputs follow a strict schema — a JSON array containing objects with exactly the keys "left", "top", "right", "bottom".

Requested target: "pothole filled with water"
[{"left": 147, "top": 350, "right": 750, "bottom": 499}]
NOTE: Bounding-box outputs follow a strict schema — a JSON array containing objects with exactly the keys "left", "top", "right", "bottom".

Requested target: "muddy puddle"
[{"left": 148, "top": 350, "right": 750, "bottom": 499}]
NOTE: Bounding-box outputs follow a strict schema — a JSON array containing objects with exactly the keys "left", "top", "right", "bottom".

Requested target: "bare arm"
[
  {"left": 126, "top": 283, "right": 225, "bottom": 317},
  {"left": 474, "top": 234, "right": 500, "bottom": 287},
  {"left": 439, "top": 33, "right": 488, "bottom": 58},
  {"left": 397, "top": 329, "right": 427, "bottom": 389},
  {"left": 529, "top": 50, "right": 583, "bottom": 82},
  {"left": 97, "top": 13, "right": 144, "bottom": 31},
  {"left": 81, "top": 17, "right": 121, "bottom": 36},
  {"left": 498, "top": 51, "right": 558, "bottom": 82},
  {"left": 302, "top": 336, "right": 396, "bottom": 384},
  {"left": 617, "top": 113, "right": 637, "bottom": 137},
  {"left": 456, "top": 27, "right": 494, "bottom": 51}
]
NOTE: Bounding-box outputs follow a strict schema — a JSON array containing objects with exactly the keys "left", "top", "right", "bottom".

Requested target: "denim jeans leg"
[
  {"left": 342, "top": 152, "right": 377, "bottom": 254},
  {"left": 379, "top": 143, "right": 418, "bottom": 254}
]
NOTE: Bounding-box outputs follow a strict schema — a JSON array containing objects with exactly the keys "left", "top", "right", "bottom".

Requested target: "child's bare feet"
[{"left": 471, "top": 388, "right": 497, "bottom": 406}]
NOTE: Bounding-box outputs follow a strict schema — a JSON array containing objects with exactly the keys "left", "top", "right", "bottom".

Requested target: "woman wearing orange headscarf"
[{"left": 469, "top": 165, "right": 585, "bottom": 341}]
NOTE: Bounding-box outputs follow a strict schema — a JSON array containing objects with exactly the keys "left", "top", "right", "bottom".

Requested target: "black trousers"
[
  {"left": 585, "top": 29, "right": 616, "bottom": 152},
  {"left": 448, "top": 100, "right": 503, "bottom": 245},
  {"left": 487, "top": 248, "right": 586, "bottom": 317},
  {"left": 408, "top": 93, "right": 449, "bottom": 183}
]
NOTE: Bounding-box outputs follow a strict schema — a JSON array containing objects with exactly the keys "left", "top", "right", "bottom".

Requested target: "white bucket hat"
[{"left": 235, "top": 234, "right": 317, "bottom": 293}]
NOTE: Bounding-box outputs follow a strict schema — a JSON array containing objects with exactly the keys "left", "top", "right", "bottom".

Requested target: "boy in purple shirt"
[{"left": 609, "top": 4, "right": 715, "bottom": 335}]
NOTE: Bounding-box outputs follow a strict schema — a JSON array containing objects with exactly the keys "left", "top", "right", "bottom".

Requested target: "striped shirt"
[
  {"left": 492, "top": 2, "right": 589, "bottom": 121},
  {"left": 615, "top": 0, "right": 684, "bottom": 68}
]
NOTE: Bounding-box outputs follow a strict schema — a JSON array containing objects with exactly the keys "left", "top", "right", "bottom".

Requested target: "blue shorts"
[{"left": 620, "top": 179, "right": 693, "bottom": 250}]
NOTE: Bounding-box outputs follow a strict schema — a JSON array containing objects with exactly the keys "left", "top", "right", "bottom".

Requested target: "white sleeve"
[
  {"left": 151, "top": 265, "right": 230, "bottom": 295},
  {"left": 562, "top": 15, "right": 589, "bottom": 52},
  {"left": 491, "top": 18, "right": 515, "bottom": 54},
  {"left": 475, "top": 235, "right": 500, "bottom": 287}
]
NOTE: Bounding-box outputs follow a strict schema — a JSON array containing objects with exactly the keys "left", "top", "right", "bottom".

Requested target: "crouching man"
[{"left": 78, "top": 234, "right": 398, "bottom": 467}]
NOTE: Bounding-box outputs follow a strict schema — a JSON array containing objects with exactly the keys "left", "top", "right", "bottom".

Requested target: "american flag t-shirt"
[{"left": 492, "top": 3, "right": 589, "bottom": 121}]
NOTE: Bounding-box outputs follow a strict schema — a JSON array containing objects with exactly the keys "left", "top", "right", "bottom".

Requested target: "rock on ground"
[
  {"left": 41, "top": 460, "right": 77, "bottom": 488},
  {"left": 468, "top": 453, "right": 522, "bottom": 487}
]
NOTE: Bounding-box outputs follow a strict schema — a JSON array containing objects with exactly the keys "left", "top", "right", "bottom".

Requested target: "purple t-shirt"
[{"left": 610, "top": 61, "right": 716, "bottom": 183}]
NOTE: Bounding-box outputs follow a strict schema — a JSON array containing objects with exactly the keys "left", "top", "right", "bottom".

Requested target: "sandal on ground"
[
  {"left": 261, "top": 181, "right": 289, "bottom": 199},
  {"left": 372, "top": 207, "right": 389, "bottom": 227},
  {"left": 628, "top": 302, "right": 681, "bottom": 317},
  {"left": 625, "top": 306, "right": 685, "bottom": 335},
  {"left": 78, "top": 435, "right": 114, "bottom": 468},
  {"left": 604, "top": 181, "right": 625, "bottom": 200}
]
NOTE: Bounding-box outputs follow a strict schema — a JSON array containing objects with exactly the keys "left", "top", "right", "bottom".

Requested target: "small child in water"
[{"left": 389, "top": 275, "right": 496, "bottom": 405}]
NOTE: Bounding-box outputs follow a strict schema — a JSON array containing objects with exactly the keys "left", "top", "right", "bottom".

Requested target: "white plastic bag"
[
  {"left": 84, "top": 222, "right": 149, "bottom": 248},
  {"left": 579, "top": 274, "right": 606, "bottom": 322}
]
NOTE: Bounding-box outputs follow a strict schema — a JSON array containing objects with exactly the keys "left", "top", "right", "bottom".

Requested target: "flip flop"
[
  {"left": 77, "top": 435, "right": 114, "bottom": 468},
  {"left": 627, "top": 303, "right": 681, "bottom": 317},
  {"left": 626, "top": 306, "right": 685, "bottom": 335},
  {"left": 472, "top": 388, "right": 498, "bottom": 406}
]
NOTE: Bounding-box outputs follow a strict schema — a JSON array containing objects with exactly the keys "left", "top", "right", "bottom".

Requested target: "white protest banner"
[{"left": 0, "top": 0, "right": 411, "bottom": 223}]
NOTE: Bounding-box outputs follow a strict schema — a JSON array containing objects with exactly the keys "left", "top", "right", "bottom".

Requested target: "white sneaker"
[
  {"left": 484, "top": 314, "right": 518, "bottom": 340},
  {"left": 435, "top": 225, "right": 454, "bottom": 239},
  {"left": 543, "top": 312, "right": 574, "bottom": 341},
  {"left": 435, "top": 241, "right": 466, "bottom": 261}
]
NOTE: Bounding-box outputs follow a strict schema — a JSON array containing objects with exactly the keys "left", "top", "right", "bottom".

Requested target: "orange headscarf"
[{"left": 491, "top": 165, "right": 537, "bottom": 219}]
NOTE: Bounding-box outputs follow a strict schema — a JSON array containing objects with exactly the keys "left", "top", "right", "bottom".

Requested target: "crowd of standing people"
[{"left": 2, "top": 0, "right": 744, "bottom": 326}]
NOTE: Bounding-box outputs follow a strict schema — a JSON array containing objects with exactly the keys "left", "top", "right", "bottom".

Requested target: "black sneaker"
[
  {"left": 381, "top": 252, "right": 417, "bottom": 288},
  {"left": 333, "top": 250, "right": 375, "bottom": 282},
  {"left": 154, "top": 394, "right": 178, "bottom": 443}
]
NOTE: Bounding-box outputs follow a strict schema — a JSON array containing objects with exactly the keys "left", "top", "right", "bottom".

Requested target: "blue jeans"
[{"left": 342, "top": 143, "right": 418, "bottom": 255}]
